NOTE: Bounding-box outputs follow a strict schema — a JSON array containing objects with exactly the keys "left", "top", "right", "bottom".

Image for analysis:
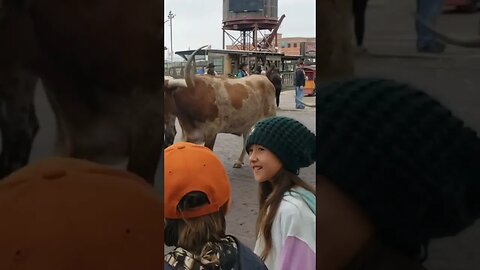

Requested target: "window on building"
[
  {"left": 287, "top": 43, "right": 291, "bottom": 48},
  {"left": 212, "top": 57, "right": 224, "bottom": 75},
  {"left": 293, "top": 43, "right": 297, "bottom": 48}
]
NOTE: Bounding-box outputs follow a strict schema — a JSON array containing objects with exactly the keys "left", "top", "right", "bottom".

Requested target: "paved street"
[{"left": 358, "top": 1, "right": 480, "bottom": 269}]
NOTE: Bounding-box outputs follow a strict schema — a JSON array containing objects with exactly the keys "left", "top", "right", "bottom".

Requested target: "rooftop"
[{"left": 175, "top": 48, "right": 285, "bottom": 60}]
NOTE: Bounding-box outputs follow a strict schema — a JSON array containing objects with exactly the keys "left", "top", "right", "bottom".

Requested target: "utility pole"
[{"left": 167, "top": 11, "right": 175, "bottom": 62}]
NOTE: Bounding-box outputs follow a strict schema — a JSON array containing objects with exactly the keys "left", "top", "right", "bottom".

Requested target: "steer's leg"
[
  {"left": 128, "top": 93, "right": 163, "bottom": 186},
  {"left": 233, "top": 130, "right": 249, "bottom": 168},
  {"left": 0, "top": 69, "right": 38, "bottom": 179},
  {"left": 128, "top": 123, "right": 163, "bottom": 185},
  {"left": 204, "top": 134, "right": 217, "bottom": 150},
  {"left": 164, "top": 114, "right": 176, "bottom": 148}
]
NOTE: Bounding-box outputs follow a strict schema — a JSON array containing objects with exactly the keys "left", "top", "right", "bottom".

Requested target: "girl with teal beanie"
[{"left": 245, "top": 116, "right": 316, "bottom": 270}]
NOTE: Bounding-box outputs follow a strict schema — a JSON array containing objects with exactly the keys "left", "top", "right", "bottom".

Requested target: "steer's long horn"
[
  {"left": 415, "top": 13, "right": 480, "bottom": 48},
  {"left": 185, "top": 45, "right": 208, "bottom": 89}
]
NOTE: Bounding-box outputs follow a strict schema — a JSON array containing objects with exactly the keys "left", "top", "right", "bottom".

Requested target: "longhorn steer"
[{"left": 164, "top": 46, "right": 276, "bottom": 168}]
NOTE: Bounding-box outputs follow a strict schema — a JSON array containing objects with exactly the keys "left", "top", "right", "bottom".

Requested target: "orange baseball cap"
[
  {"left": 164, "top": 142, "right": 231, "bottom": 219},
  {"left": 0, "top": 157, "right": 163, "bottom": 270}
]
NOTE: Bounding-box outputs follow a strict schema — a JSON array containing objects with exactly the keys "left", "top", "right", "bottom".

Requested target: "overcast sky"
[{"left": 164, "top": 0, "right": 315, "bottom": 60}]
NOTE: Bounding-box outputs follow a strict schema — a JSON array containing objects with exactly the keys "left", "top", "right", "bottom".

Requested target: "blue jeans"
[
  {"left": 416, "top": 0, "right": 444, "bottom": 47},
  {"left": 295, "top": 86, "right": 305, "bottom": 109}
]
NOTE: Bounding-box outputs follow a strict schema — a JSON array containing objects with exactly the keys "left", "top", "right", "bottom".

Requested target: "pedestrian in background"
[
  {"left": 237, "top": 63, "right": 249, "bottom": 78},
  {"left": 206, "top": 63, "right": 217, "bottom": 76},
  {"left": 252, "top": 64, "right": 262, "bottom": 75},
  {"left": 266, "top": 65, "right": 282, "bottom": 108},
  {"left": 416, "top": 0, "right": 446, "bottom": 53},
  {"left": 353, "top": 0, "right": 369, "bottom": 54},
  {"left": 294, "top": 61, "right": 306, "bottom": 109}
]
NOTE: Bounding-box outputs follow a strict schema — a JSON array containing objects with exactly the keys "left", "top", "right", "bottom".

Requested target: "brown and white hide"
[{"left": 164, "top": 46, "right": 276, "bottom": 168}]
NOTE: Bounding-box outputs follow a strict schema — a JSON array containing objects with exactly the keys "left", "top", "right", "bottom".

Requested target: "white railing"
[{"left": 281, "top": 72, "right": 295, "bottom": 88}]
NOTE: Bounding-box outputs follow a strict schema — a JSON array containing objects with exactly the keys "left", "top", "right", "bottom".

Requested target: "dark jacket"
[
  {"left": 237, "top": 70, "right": 248, "bottom": 78},
  {"left": 294, "top": 68, "right": 306, "bottom": 86},
  {"left": 267, "top": 69, "right": 282, "bottom": 92},
  {"left": 207, "top": 68, "right": 215, "bottom": 76},
  {"left": 235, "top": 237, "right": 267, "bottom": 270},
  {"left": 164, "top": 236, "right": 267, "bottom": 270},
  {"left": 344, "top": 239, "right": 427, "bottom": 270}
]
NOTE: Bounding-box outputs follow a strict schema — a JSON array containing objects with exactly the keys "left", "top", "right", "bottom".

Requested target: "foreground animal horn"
[
  {"left": 185, "top": 45, "right": 208, "bottom": 88},
  {"left": 414, "top": 13, "right": 480, "bottom": 48}
]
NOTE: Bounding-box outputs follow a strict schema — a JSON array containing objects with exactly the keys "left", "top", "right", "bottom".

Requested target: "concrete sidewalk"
[
  {"left": 277, "top": 89, "right": 316, "bottom": 112},
  {"left": 363, "top": 0, "right": 480, "bottom": 59}
]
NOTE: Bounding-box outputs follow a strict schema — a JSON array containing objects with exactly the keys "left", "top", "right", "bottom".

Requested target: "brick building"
[
  {"left": 277, "top": 33, "right": 315, "bottom": 57},
  {"left": 225, "top": 33, "right": 315, "bottom": 59}
]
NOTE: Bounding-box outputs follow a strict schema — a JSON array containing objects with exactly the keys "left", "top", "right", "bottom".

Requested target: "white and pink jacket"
[{"left": 254, "top": 186, "right": 316, "bottom": 270}]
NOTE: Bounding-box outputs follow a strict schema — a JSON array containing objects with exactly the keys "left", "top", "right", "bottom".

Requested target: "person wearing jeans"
[
  {"left": 353, "top": 0, "right": 369, "bottom": 53},
  {"left": 294, "top": 62, "right": 306, "bottom": 109},
  {"left": 416, "top": 0, "right": 446, "bottom": 53}
]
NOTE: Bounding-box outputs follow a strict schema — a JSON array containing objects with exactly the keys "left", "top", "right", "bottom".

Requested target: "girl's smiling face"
[{"left": 247, "top": 144, "right": 283, "bottom": 182}]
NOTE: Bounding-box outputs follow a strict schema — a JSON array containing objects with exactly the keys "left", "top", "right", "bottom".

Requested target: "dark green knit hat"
[
  {"left": 245, "top": 116, "right": 316, "bottom": 174},
  {"left": 316, "top": 77, "right": 480, "bottom": 261}
]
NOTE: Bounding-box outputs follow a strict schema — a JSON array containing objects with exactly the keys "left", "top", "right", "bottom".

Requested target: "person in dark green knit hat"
[
  {"left": 245, "top": 116, "right": 316, "bottom": 270},
  {"left": 315, "top": 77, "right": 480, "bottom": 270}
]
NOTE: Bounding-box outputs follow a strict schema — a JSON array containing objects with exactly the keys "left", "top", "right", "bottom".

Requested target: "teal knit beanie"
[{"left": 245, "top": 116, "right": 316, "bottom": 174}]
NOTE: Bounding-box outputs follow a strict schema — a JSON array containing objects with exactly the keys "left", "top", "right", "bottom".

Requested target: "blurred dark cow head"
[{"left": 0, "top": 0, "right": 164, "bottom": 184}]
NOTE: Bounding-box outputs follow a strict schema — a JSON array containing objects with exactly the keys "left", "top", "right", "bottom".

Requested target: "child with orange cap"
[
  {"left": 163, "top": 142, "right": 267, "bottom": 270},
  {"left": 0, "top": 157, "right": 163, "bottom": 270}
]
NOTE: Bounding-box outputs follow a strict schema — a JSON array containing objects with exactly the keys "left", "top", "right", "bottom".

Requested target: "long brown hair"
[
  {"left": 165, "top": 192, "right": 227, "bottom": 254},
  {"left": 255, "top": 168, "right": 315, "bottom": 261}
]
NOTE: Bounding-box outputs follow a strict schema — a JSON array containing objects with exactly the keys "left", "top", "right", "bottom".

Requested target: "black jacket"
[
  {"left": 234, "top": 238, "right": 267, "bottom": 270},
  {"left": 164, "top": 236, "right": 267, "bottom": 270},
  {"left": 294, "top": 68, "right": 306, "bottom": 86},
  {"left": 164, "top": 262, "right": 173, "bottom": 270},
  {"left": 344, "top": 239, "right": 427, "bottom": 270}
]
